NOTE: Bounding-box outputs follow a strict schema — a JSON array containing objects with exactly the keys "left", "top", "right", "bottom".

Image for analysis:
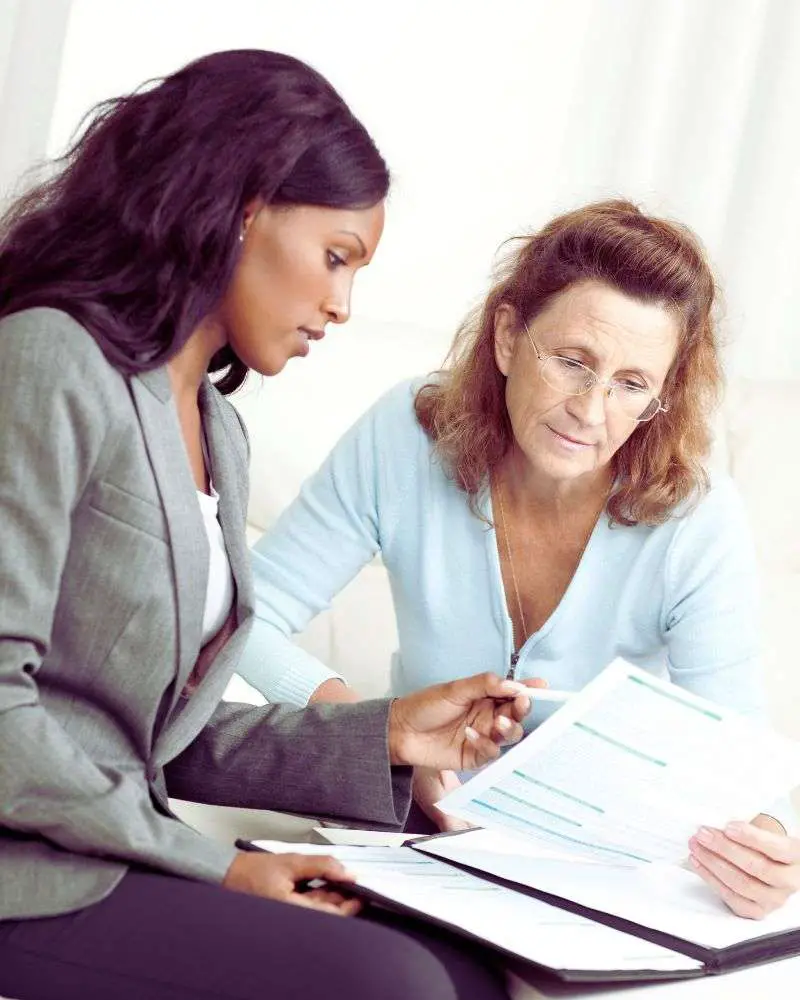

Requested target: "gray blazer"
[{"left": 0, "top": 308, "right": 410, "bottom": 921}]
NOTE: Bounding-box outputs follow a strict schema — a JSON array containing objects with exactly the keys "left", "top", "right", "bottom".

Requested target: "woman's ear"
[
  {"left": 240, "top": 198, "right": 265, "bottom": 240},
  {"left": 494, "top": 304, "right": 519, "bottom": 377}
]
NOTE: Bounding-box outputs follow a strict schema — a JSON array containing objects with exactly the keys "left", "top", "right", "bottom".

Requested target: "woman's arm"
[
  {"left": 662, "top": 477, "right": 764, "bottom": 711},
  {"left": 662, "top": 477, "right": 799, "bottom": 911},
  {"left": 238, "top": 381, "right": 418, "bottom": 705}
]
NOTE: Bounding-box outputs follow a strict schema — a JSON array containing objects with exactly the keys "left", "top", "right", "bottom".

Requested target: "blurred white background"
[{"left": 3, "top": 1, "right": 798, "bottom": 357}]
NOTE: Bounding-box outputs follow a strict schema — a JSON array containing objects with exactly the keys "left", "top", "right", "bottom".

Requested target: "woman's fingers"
[
  {"left": 463, "top": 725, "right": 502, "bottom": 768},
  {"left": 688, "top": 852, "right": 777, "bottom": 920},
  {"left": 690, "top": 826, "right": 800, "bottom": 890},
  {"left": 492, "top": 714, "right": 523, "bottom": 745},
  {"left": 724, "top": 821, "right": 800, "bottom": 866},
  {"left": 284, "top": 852, "right": 356, "bottom": 884},
  {"left": 688, "top": 834, "right": 793, "bottom": 917},
  {"left": 692, "top": 835, "right": 785, "bottom": 889},
  {"left": 511, "top": 692, "right": 533, "bottom": 723},
  {"left": 290, "top": 890, "right": 362, "bottom": 917}
]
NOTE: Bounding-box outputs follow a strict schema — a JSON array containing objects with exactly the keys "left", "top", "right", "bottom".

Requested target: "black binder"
[{"left": 323, "top": 831, "right": 800, "bottom": 984}]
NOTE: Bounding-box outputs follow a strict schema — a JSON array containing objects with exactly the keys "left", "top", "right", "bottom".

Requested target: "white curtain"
[
  {"left": 538, "top": 0, "right": 800, "bottom": 378},
  {"left": 0, "top": 0, "right": 72, "bottom": 207},
  {"left": 4, "top": 0, "right": 798, "bottom": 381}
]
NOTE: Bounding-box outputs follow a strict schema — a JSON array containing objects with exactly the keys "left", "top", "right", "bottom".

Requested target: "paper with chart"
[
  {"left": 255, "top": 840, "right": 702, "bottom": 974},
  {"left": 437, "top": 658, "right": 800, "bottom": 867}
]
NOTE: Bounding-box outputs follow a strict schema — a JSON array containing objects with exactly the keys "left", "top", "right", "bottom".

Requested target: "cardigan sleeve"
[{"left": 238, "top": 380, "right": 420, "bottom": 704}]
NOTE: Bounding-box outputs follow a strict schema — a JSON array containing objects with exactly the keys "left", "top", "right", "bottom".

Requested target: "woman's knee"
[{"left": 339, "top": 920, "right": 458, "bottom": 1000}]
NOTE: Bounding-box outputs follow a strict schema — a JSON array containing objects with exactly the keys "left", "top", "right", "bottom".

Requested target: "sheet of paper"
[
  {"left": 254, "top": 840, "right": 702, "bottom": 974},
  {"left": 311, "top": 827, "right": 424, "bottom": 847},
  {"left": 417, "top": 831, "right": 800, "bottom": 950},
  {"left": 438, "top": 658, "right": 800, "bottom": 866}
]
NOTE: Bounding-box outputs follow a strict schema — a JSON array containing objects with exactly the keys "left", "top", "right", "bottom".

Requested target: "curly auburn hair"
[{"left": 415, "top": 199, "right": 722, "bottom": 526}]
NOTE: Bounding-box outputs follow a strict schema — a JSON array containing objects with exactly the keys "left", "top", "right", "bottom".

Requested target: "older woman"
[{"left": 240, "top": 199, "right": 800, "bottom": 919}]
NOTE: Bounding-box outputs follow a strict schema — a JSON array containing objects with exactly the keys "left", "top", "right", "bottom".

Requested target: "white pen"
[{"left": 529, "top": 689, "right": 575, "bottom": 703}]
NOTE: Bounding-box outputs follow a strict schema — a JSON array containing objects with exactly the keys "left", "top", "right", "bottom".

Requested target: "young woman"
[{"left": 0, "top": 49, "right": 535, "bottom": 1000}]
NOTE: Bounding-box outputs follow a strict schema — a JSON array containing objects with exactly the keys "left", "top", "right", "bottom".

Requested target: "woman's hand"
[
  {"left": 688, "top": 815, "right": 800, "bottom": 919},
  {"left": 223, "top": 851, "right": 361, "bottom": 917},
  {"left": 388, "top": 672, "right": 541, "bottom": 771},
  {"left": 412, "top": 767, "right": 475, "bottom": 833}
]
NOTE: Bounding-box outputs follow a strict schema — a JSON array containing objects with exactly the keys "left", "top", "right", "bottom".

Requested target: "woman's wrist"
[{"left": 309, "top": 677, "right": 360, "bottom": 704}]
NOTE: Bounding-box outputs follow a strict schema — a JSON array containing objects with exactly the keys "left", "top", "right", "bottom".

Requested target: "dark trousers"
[{"left": 0, "top": 870, "right": 508, "bottom": 1000}]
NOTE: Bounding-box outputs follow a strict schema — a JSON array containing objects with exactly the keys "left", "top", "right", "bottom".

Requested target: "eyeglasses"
[{"left": 523, "top": 324, "right": 668, "bottom": 423}]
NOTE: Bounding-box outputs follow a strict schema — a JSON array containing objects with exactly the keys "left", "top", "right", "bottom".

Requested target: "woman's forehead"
[{"left": 534, "top": 283, "right": 679, "bottom": 369}]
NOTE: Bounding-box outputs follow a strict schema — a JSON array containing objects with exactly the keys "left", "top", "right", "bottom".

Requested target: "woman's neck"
[
  {"left": 166, "top": 317, "right": 227, "bottom": 407},
  {"left": 497, "top": 447, "right": 613, "bottom": 523}
]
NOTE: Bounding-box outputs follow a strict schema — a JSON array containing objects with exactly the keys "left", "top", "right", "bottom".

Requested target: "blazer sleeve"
[
  {"left": 164, "top": 699, "right": 413, "bottom": 831},
  {"left": 0, "top": 312, "right": 236, "bottom": 883}
]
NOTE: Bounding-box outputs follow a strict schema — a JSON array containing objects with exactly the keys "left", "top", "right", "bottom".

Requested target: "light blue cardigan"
[{"left": 240, "top": 379, "right": 765, "bottom": 735}]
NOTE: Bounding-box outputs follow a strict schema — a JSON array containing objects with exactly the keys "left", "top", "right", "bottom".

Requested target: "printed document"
[{"left": 437, "top": 658, "right": 800, "bottom": 866}]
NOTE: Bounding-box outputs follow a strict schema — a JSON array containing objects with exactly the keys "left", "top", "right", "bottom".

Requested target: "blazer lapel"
[
  {"left": 199, "top": 380, "right": 254, "bottom": 619},
  {"left": 153, "top": 379, "right": 255, "bottom": 765},
  {"left": 128, "top": 369, "right": 208, "bottom": 712}
]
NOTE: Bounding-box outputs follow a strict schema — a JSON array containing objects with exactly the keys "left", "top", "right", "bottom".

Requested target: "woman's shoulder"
[
  {"left": 0, "top": 307, "right": 118, "bottom": 385},
  {"left": 1, "top": 306, "right": 101, "bottom": 350},
  {"left": 611, "top": 474, "right": 748, "bottom": 553},
  {"left": 360, "top": 375, "right": 434, "bottom": 445},
  {"left": 654, "top": 473, "right": 751, "bottom": 561},
  {"left": 678, "top": 473, "right": 747, "bottom": 528}
]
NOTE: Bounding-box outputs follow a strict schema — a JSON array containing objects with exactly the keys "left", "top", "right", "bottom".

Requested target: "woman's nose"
[
  {"left": 324, "top": 277, "right": 352, "bottom": 324},
  {"left": 564, "top": 382, "right": 608, "bottom": 425}
]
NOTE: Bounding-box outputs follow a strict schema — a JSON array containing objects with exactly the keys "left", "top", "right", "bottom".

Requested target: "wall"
[{"left": 0, "top": 0, "right": 71, "bottom": 206}]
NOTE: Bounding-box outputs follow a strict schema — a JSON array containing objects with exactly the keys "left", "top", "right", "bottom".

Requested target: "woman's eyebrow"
[{"left": 336, "top": 230, "right": 367, "bottom": 257}]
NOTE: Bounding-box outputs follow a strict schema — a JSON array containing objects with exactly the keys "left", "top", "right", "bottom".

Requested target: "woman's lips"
[{"left": 547, "top": 425, "right": 593, "bottom": 449}]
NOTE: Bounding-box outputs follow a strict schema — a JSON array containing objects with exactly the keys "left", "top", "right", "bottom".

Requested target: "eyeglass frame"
[{"left": 522, "top": 322, "right": 669, "bottom": 424}]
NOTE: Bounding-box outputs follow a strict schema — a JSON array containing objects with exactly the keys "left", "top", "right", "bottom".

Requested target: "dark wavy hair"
[{"left": 0, "top": 49, "right": 390, "bottom": 393}]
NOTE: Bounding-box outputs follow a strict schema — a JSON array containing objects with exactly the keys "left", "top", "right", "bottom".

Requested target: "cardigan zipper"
[
  {"left": 507, "top": 613, "right": 520, "bottom": 680},
  {"left": 506, "top": 649, "right": 520, "bottom": 680}
]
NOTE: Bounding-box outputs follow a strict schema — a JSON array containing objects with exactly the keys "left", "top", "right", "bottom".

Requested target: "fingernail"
[
  {"left": 496, "top": 716, "right": 512, "bottom": 731},
  {"left": 464, "top": 726, "right": 479, "bottom": 741},
  {"left": 696, "top": 827, "right": 713, "bottom": 845},
  {"left": 499, "top": 681, "right": 527, "bottom": 695},
  {"left": 725, "top": 821, "right": 745, "bottom": 835},
  {"left": 688, "top": 854, "right": 700, "bottom": 868}
]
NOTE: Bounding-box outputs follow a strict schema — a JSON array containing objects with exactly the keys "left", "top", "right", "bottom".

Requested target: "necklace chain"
[
  {"left": 494, "top": 476, "right": 610, "bottom": 657},
  {"left": 494, "top": 477, "right": 528, "bottom": 651}
]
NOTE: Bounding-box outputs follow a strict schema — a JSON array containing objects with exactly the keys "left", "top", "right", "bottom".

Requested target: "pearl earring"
[{"left": 238, "top": 232, "right": 245, "bottom": 244}]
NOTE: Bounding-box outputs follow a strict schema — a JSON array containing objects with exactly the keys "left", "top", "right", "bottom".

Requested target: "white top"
[{"left": 196, "top": 485, "right": 235, "bottom": 645}]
